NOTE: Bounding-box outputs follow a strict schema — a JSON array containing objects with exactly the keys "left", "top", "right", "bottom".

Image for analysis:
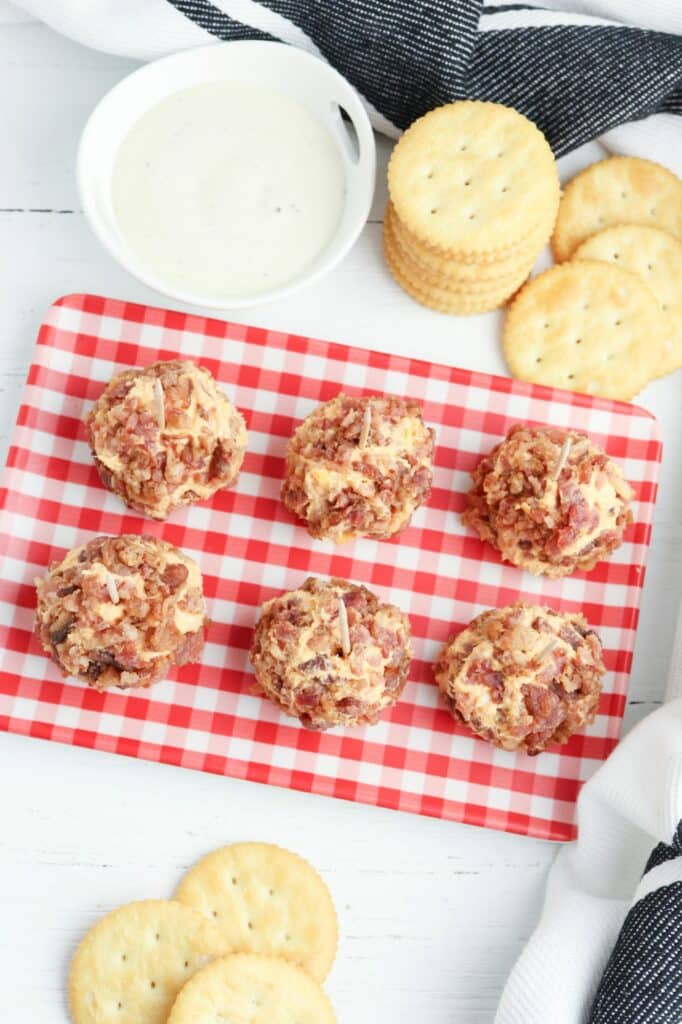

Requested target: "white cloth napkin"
[{"left": 496, "top": 601, "right": 682, "bottom": 1024}]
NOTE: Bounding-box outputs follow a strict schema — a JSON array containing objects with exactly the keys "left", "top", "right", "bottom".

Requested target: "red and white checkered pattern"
[{"left": 0, "top": 294, "right": 662, "bottom": 841}]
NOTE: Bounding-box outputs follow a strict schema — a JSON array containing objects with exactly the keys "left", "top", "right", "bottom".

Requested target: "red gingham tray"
[{"left": 0, "top": 295, "right": 662, "bottom": 841}]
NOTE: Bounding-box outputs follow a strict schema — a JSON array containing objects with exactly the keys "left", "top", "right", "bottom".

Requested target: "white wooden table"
[{"left": 1, "top": 20, "right": 680, "bottom": 1024}]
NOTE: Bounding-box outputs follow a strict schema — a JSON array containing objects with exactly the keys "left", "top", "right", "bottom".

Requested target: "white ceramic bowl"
[{"left": 77, "top": 41, "right": 376, "bottom": 309}]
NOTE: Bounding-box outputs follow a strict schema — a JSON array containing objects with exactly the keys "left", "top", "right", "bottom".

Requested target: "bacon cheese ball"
[
  {"left": 281, "top": 393, "right": 435, "bottom": 543},
  {"left": 434, "top": 603, "right": 605, "bottom": 755},
  {"left": 462, "top": 424, "right": 633, "bottom": 577},
  {"left": 250, "top": 577, "right": 412, "bottom": 730},
  {"left": 35, "top": 535, "right": 206, "bottom": 691},
  {"left": 84, "top": 360, "right": 248, "bottom": 520}
]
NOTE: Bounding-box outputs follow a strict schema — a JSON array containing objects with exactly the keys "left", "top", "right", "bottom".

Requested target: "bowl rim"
[{"left": 77, "top": 40, "right": 376, "bottom": 310}]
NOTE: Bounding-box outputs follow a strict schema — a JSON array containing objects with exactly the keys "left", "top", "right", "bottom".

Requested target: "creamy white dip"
[{"left": 111, "top": 81, "right": 346, "bottom": 299}]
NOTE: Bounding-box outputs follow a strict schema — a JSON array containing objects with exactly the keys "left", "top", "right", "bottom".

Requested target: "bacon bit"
[
  {"left": 161, "top": 563, "right": 189, "bottom": 588},
  {"left": 337, "top": 597, "right": 351, "bottom": 656},
  {"left": 536, "top": 638, "right": 557, "bottom": 661},
  {"left": 552, "top": 436, "right": 572, "bottom": 480},
  {"left": 467, "top": 658, "right": 505, "bottom": 701},
  {"left": 50, "top": 615, "right": 75, "bottom": 646},
  {"left": 296, "top": 687, "right": 321, "bottom": 707},
  {"left": 153, "top": 377, "right": 165, "bottom": 431},
  {"left": 358, "top": 403, "right": 372, "bottom": 449},
  {"left": 105, "top": 571, "right": 120, "bottom": 605}
]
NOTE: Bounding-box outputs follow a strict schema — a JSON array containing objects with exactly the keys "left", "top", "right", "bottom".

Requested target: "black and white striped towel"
[
  {"left": 5, "top": 0, "right": 682, "bottom": 170},
  {"left": 497, "top": 601, "right": 682, "bottom": 1024},
  {"left": 587, "top": 824, "right": 682, "bottom": 1024}
]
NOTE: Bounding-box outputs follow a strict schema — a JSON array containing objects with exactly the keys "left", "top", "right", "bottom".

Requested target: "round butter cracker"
[
  {"left": 386, "top": 201, "right": 540, "bottom": 284},
  {"left": 166, "top": 954, "right": 336, "bottom": 1024},
  {"left": 385, "top": 203, "right": 536, "bottom": 291},
  {"left": 68, "top": 899, "right": 230, "bottom": 1024},
  {"left": 384, "top": 231, "right": 528, "bottom": 314},
  {"left": 175, "top": 842, "right": 338, "bottom": 983},
  {"left": 387, "top": 101, "right": 559, "bottom": 260},
  {"left": 503, "top": 261, "right": 665, "bottom": 400},
  {"left": 552, "top": 156, "right": 682, "bottom": 262},
  {"left": 384, "top": 214, "right": 531, "bottom": 296},
  {"left": 573, "top": 224, "right": 682, "bottom": 377}
]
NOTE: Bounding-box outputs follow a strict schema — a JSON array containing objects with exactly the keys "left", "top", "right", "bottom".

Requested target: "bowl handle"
[{"left": 330, "top": 93, "right": 376, "bottom": 190}]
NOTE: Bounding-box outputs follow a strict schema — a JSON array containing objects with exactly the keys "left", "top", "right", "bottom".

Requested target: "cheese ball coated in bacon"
[
  {"left": 462, "top": 424, "right": 634, "bottom": 577},
  {"left": 434, "top": 602, "right": 605, "bottom": 755},
  {"left": 84, "top": 360, "right": 248, "bottom": 520},
  {"left": 250, "top": 577, "right": 412, "bottom": 730},
  {"left": 281, "top": 393, "right": 435, "bottom": 543},
  {"left": 34, "top": 535, "right": 207, "bottom": 690}
]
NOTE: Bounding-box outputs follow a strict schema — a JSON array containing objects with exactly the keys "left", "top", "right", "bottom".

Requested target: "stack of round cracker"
[
  {"left": 503, "top": 156, "right": 682, "bottom": 400},
  {"left": 384, "top": 101, "right": 560, "bottom": 315}
]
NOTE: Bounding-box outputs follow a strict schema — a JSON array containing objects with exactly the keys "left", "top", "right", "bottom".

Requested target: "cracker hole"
[
  {"left": 468, "top": 213, "right": 476, "bottom": 220},
  {"left": 285, "top": 933, "right": 292, "bottom": 942},
  {"left": 583, "top": 304, "right": 590, "bottom": 311},
  {"left": 464, "top": 179, "right": 471, "bottom": 187},
  {"left": 248, "top": 921, "right": 253, "bottom": 930},
  {"left": 117, "top": 1003, "right": 123, "bottom": 1011},
  {"left": 614, "top": 319, "right": 622, "bottom": 326},
  {"left": 621, "top": 192, "right": 627, "bottom": 199},
  {"left": 459, "top": 144, "right": 468, "bottom": 152},
  {"left": 575, "top": 339, "right": 582, "bottom": 345},
  {"left": 212, "top": 911, "right": 218, "bottom": 918},
  {"left": 231, "top": 877, "right": 238, "bottom": 886},
  {"left": 567, "top": 374, "right": 575, "bottom": 380},
  {"left": 535, "top": 357, "right": 543, "bottom": 364},
  {"left": 430, "top": 208, "right": 438, "bottom": 215},
  {"left": 268, "top": 888, "right": 275, "bottom": 897},
  {"left": 497, "top": 151, "right": 505, "bottom": 158},
  {"left": 662, "top": 303, "right": 668, "bottom": 311},
  {"left": 150, "top": 981, "right": 156, "bottom": 990},
  {"left": 184, "top": 960, "right": 189, "bottom": 969},
  {"left": 121, "top": 954, "right": 127, "bottom": 962},
  {"left": 155, "top": 933, "right": 160, "bottom": 941},
  {"left": 650, "top": 208, "right": 657, "bottom": 216},
  {"left": 501, "top": 186, "right": 509, "bottom": 193},
  {"left": 647, "top": 263, "right": 654, "bottom": 270},
  {"left": 426, "top": 170, "right": 434, "bottom": 179},
  {"left": 612, "top": 252, "right": 619, "bottom": 260},
  {"left": 543, "top": 322, "right": 550, "bottom": 329}
]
